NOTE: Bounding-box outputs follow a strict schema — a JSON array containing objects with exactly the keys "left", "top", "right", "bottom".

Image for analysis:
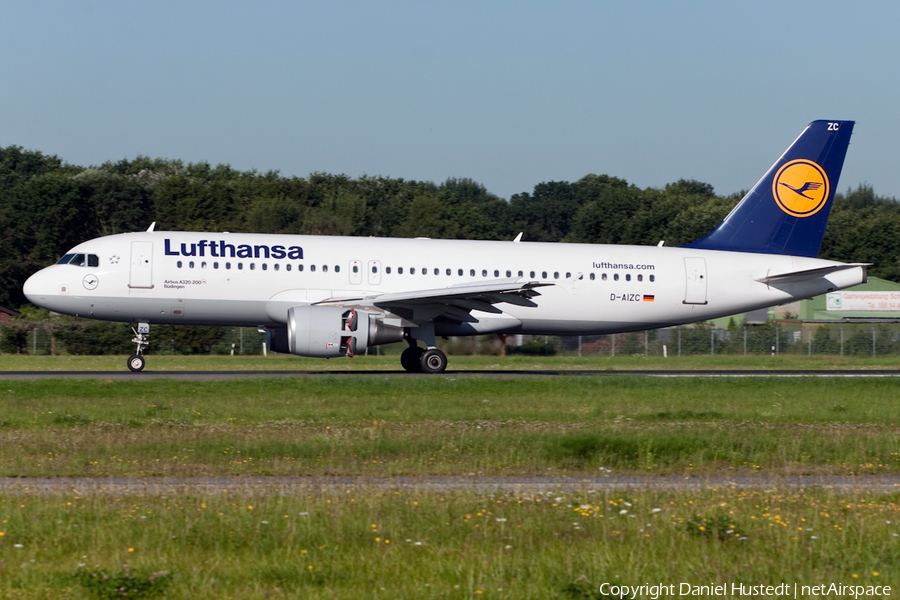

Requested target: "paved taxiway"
[
  {"left": 2, "top": 369, "right": 900, "bottom": 380},
  {"left": 2, "top": 476, "right": 900, "bottom": 495}
]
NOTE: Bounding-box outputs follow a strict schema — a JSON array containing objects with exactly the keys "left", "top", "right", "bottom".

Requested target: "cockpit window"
[{"left": 56, "top": 253, "right": 99, "bottom": 267}]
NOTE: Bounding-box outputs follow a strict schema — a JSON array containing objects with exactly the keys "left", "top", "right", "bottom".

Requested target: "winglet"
[{"left": 684, "top": 120, "right": 854, "bottom": 258}]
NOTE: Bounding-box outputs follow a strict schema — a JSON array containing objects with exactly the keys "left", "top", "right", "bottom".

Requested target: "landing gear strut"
[{"left": 127, "top": 322, "right": 150, "bottom": 372}]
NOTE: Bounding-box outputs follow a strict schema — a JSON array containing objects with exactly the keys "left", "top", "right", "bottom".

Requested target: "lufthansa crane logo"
[{"left": 772, "top": 159, "right": 830, "bottom": 217}]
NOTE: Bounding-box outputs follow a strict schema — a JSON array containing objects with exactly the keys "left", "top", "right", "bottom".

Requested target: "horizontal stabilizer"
[{"left": 754, "top": 263, "right": 870, "bottom": 285}]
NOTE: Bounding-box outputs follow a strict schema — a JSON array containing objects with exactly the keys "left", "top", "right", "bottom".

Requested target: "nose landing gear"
[{"left": 127, "top": 322, "right": 150, "bottom": 372}]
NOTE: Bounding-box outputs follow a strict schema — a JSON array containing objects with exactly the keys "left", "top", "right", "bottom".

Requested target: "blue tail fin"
[{"left": 684, "top": 120, "right": 854, "bottom": 258}]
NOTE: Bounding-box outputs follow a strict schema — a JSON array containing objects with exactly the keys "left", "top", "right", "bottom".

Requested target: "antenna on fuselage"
[
  {"left": 146, "top": 222, "right": 156, "bottom": 232},
  {"left": 513, "top": 232, "right": 523, "bottom": 243}
]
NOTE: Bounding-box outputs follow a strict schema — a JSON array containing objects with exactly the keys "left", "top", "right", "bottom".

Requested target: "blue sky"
[{"left": 2, "top": 1, "right": 897, "bottom": 200}]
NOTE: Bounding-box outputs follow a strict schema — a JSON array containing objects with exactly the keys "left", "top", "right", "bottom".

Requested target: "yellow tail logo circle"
[{"left": 772, "top": 159, "right": 830, "bottom": 217}]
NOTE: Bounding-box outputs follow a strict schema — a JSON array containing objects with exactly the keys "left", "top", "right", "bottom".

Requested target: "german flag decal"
[{"left": 643, "top": 295, "right": 655, "bottom": 302}]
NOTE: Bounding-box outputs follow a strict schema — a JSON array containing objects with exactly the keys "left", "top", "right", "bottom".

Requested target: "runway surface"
[
  {"left": 2, "top": 369, "right": 900, "bottom": 380},
  {"left": 3, "top": 475, "right": 900, "bottom": 495}
]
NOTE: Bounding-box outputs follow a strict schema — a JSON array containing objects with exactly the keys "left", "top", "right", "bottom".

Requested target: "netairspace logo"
[{"left": 598, "top": 582, "right": 891, "bottom": 599}]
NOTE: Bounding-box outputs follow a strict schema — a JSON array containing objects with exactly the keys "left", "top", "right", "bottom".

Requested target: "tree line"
[{"left": 1, "top": 144, "right": 898, "bottom": 309}]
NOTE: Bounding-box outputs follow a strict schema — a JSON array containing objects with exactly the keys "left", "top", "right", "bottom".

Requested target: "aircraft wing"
[{"left": 315, "top": 279, "right": 551, "bottom": 323}]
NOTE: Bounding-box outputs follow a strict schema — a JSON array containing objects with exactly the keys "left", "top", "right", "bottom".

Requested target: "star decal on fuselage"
[{"left": 109, "top": 255, "right": 120, "bottom": 264}]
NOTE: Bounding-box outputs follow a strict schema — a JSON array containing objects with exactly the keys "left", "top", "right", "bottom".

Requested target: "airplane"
[{"left": 23, "top": 120, "right": 866, "bottom": 373}]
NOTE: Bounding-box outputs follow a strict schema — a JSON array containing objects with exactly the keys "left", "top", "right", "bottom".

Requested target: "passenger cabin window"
[
  {"left": 649, "top": 274, "right": 655, "bottom": 282},
  {"left": 177, "top": 261, "right": 183, "bottom": 268},
  {"left": 542, "top": 271, "right": 547, "bottom": 279},
  {"left": 310, "top": 265, "right": 316, "bottom": 272},
  {"left": 470, "top": 269, "right": 475, "bottom": 276},
  {"left": 625, "top": 274, "right": 631, "bottom": 281},
  {"left": 386, "top": 267, "right": 392, "bottom": 274},
  {"left": 590, "top": 273, "right": 595, "bottom": 280},
  {"left": 494, "top": 270, "right": 499, "bottom": 277},
  {"left": 322, "top": 265, "right": 328, "bottom": 273},
  {"left": 602, "top": 273, "right": 607, "bottom": 281},
  {"left": 637, "top": 274, "right": 642, "bottom": 281},
  {"left": 613, "top": 273, "right": 619, "bottom": 281},
  {"left": 298, "top": 264, "right": 304, "bottom": 271},
  {"left": 335, "top": 265, "right": 340, "bottom": 273},
  {"left": 530, "top": 271, "right": 535, "bottom": 278}
]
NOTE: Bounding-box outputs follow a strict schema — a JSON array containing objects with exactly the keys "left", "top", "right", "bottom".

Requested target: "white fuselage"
[{"left": 23, "top": 231, "right": 866, "bottom": 335}]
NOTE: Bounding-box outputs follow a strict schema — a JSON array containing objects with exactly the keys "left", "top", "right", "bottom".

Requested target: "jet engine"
[{"left": 269, "top": 305, "right": 403, "bottom": 358}]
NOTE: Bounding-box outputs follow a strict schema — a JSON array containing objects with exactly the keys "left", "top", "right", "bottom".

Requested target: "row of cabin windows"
[
  {"left": 382, "top": 267, "right": 654, "bottom": 282},
  {"left": 176, "top": 261, "right": 339, "bottom": 273},
  {"left": 176, "top": 260, "right": 656, "bottom": 282}
]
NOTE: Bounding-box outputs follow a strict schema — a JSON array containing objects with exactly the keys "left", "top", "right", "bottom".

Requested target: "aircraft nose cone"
[{"left": 23, "top": 268, "right": 55, "bottom": 306}]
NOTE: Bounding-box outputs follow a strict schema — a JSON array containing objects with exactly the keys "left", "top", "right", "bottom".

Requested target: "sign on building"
[{"left": 826, "top": 291, "right": 900, "bottom": 311}]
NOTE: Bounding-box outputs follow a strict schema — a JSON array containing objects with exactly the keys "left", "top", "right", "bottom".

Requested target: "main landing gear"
[
  {"left": 127, "top": 322, "right": 150, "bottom": 372},
  {"left": 400, "top": 323, "right": 447, "bottom": 373}
]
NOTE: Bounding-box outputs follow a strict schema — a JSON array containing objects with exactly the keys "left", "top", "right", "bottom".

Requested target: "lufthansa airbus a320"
[{"left": 24, "top": 120, "right": 866, "bottom": 373}]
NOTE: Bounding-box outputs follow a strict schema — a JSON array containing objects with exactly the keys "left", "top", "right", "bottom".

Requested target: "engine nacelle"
[{"left": 280, "top": 305, "right": 403, "bottom": 358}]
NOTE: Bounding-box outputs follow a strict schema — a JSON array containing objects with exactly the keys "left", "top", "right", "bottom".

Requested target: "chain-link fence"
[{"left": 2, "top": 321, "right": 900, "bottom": 357}]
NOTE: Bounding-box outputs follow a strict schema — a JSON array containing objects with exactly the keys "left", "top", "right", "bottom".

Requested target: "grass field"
[
  {"left": 2, "top": 360, "right": 900, "bottom": 598},
  {"left": 1, "top": 375, "right": 900, "bottom": 478},
  {"left": 1, "top": 487, "right": 898, "bottom": 599}
]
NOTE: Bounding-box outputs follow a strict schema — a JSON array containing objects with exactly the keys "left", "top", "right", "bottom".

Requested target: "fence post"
[
  {"left": 840, "top": 327, "right": 844, "bottom": 357},
  {"left": 873, "top": 326, "right": 877, "bottom": 358},
  {"left": 578, "top": 335, "right": 582, "bottom": 357},
  {"left": 710, "top": 328, "right": 714, "bottom": 356},
  {"left": 808, "top": 328, "right": 812, "bottom": 356},
  {"left": 743, "top": 325, "right": 747, "bottom": 356},
  {"left": 775, "top": 324, "right": 779, "bottom": 355},
  {"left": 611, "top": 334, "right": 615, "bottom": 357},
  {"left": 644, "top": 331, "right": 648, "bottom": 357},
  {"left": 677, "top": 327, "right": 681, "bottom": 357}
]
